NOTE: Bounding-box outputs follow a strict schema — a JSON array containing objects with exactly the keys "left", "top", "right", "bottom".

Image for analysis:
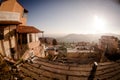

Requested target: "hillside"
[{"left": 57, "top": 33, "right": 120, "bottom": 43}]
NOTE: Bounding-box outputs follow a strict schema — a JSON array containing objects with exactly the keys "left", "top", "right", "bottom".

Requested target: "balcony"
[{"left": 0, "top": 11, "right": 20, "bottom": 24}]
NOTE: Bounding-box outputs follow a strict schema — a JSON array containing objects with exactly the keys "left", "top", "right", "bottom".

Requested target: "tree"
[
  {"left": 52, "top": 39, "right": 57, "bottom": 45},
  {"left": 44, "top": 38, "right": 48, "bottom": 44}
]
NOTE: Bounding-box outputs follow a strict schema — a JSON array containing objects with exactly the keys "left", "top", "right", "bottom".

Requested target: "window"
[
  {"left": 18, "top": 33, "right": 27, "bottom": 44},
  {"left": 0, "top": 29, "right": 4, "bottom": 40},
  {"left": 22, "top": 33, "right": 27, "bottom": 44},
  {"left": 29, "top": 34, "right": 32, "bottom": 42}
]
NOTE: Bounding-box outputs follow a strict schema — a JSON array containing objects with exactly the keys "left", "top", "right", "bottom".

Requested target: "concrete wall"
[
  {"left": 0, "top": 11, "right": 20, "bottom": 22},
  {"left": 19, "top": 57, "right": 120, "bottom": 80},
  {"left": 0, "top": 0, "right": 15, "bottom": 11},
  {"left": 22, "top": 41, "right": 42, "bottom": 60},
  {"left": 0, "top": 25, "right": 17, "bottom": 59},
  {"left": 3, "top": 40, "right": 11, "bottom": 57},
  {"left": 0, "top": 40, "right": 4, "bottom": 56},
  {"left": 14, "top": 1, "right": 27, "bottom": 25},
  {"left": 0, "top": 0, "right": 27, "bottom": 25}
]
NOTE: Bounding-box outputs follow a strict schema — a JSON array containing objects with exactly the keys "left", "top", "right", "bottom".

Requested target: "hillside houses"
[
  {"left": 64, "top": 42, "right": 95, "bottom": 54},
  {"left": 0, "top": 0, "right": 43, "bottom": 60}
]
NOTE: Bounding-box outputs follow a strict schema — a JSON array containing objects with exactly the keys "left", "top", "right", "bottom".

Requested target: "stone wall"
[
  {"left": 95, "top": 61, "right": 120, "bottom": 80},
  {"left": 21, "top": 41, "right": 41, "bottom": 60},
  {"left": 19, "top": 57, "right": 120, "bottom": 80}
]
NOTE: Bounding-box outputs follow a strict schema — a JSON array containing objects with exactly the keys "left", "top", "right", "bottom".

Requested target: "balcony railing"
[{"left": 0, "top": 11, "right": 20, "bottom": 21}]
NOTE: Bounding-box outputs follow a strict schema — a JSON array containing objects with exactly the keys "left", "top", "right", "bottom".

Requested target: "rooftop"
[{"left": 17, "top": 26, "right": 43, "bottom": 33}]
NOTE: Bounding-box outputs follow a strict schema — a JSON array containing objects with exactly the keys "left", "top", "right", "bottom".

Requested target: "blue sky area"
[{"left": 19, "top": 0, "right": 120, "bottom": 36}]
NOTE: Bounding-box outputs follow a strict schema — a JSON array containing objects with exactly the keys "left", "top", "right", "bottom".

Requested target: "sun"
[{"left": 92, "top": 15, "right": 107, "bottom": 34}]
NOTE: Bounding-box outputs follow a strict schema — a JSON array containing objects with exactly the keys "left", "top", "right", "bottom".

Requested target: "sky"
[{"left": 19, "top": 0, "right": 120, "bottom": 36}]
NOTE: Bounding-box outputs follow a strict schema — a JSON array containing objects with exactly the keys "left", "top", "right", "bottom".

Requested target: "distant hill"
[{"left": 57, "top": 33, "right": 120, "bottom": 43}]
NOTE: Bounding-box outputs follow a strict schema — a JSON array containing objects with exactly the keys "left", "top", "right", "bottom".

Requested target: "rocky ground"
[{"left": 0, "top": 60, "right": 23, "bottom": 80}]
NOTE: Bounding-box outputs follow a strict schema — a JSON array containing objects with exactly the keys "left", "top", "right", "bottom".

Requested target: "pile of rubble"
[{"left": 0, "top": 54, "right": 23, "bottom": 80}]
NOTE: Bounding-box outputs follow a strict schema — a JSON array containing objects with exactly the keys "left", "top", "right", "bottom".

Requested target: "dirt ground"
[{"left": 54, "top": 52, "right": 101, "bottom": 64}]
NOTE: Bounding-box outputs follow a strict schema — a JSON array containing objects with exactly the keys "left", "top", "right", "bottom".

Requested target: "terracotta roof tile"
[{"left": 17, "top": 26, "right": 43, "bottom": 33}]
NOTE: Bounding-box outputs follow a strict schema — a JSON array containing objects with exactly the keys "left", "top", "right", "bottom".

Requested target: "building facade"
[
  {"left": 99, "top": 36, "right": 119, "bottom": 51},
  {"left": 0, "top": 0, "right": 43, "bottom": 60}
]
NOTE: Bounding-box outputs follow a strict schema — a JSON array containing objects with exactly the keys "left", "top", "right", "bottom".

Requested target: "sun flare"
[{"left": 92, "top": 15, "right": 107, "bottom": 34}]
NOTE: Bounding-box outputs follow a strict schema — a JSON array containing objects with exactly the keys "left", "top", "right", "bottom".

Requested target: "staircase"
[{"left": 18, "top": 57, "right": 120, "bottom": 80}]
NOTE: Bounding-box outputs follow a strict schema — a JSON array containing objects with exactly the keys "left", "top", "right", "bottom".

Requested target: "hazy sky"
[{"left": 19, "top": 0, "right": 120, "bottom": 35}]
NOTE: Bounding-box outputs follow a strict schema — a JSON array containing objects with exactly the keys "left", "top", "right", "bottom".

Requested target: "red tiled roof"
[
  {"left": 0, "top": 21, "right": 21, "bottom": 25},
  {"left": 17, "top": 26, "right": 43, "bottom": 33}
]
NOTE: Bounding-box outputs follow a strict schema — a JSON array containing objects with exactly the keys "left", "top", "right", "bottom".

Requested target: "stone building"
[
  {"left": 99, "top": 36, "right": 119, "bottom": 51},
  {"left": 0, "top": 0, "right": 43, "bottom": 60}
]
